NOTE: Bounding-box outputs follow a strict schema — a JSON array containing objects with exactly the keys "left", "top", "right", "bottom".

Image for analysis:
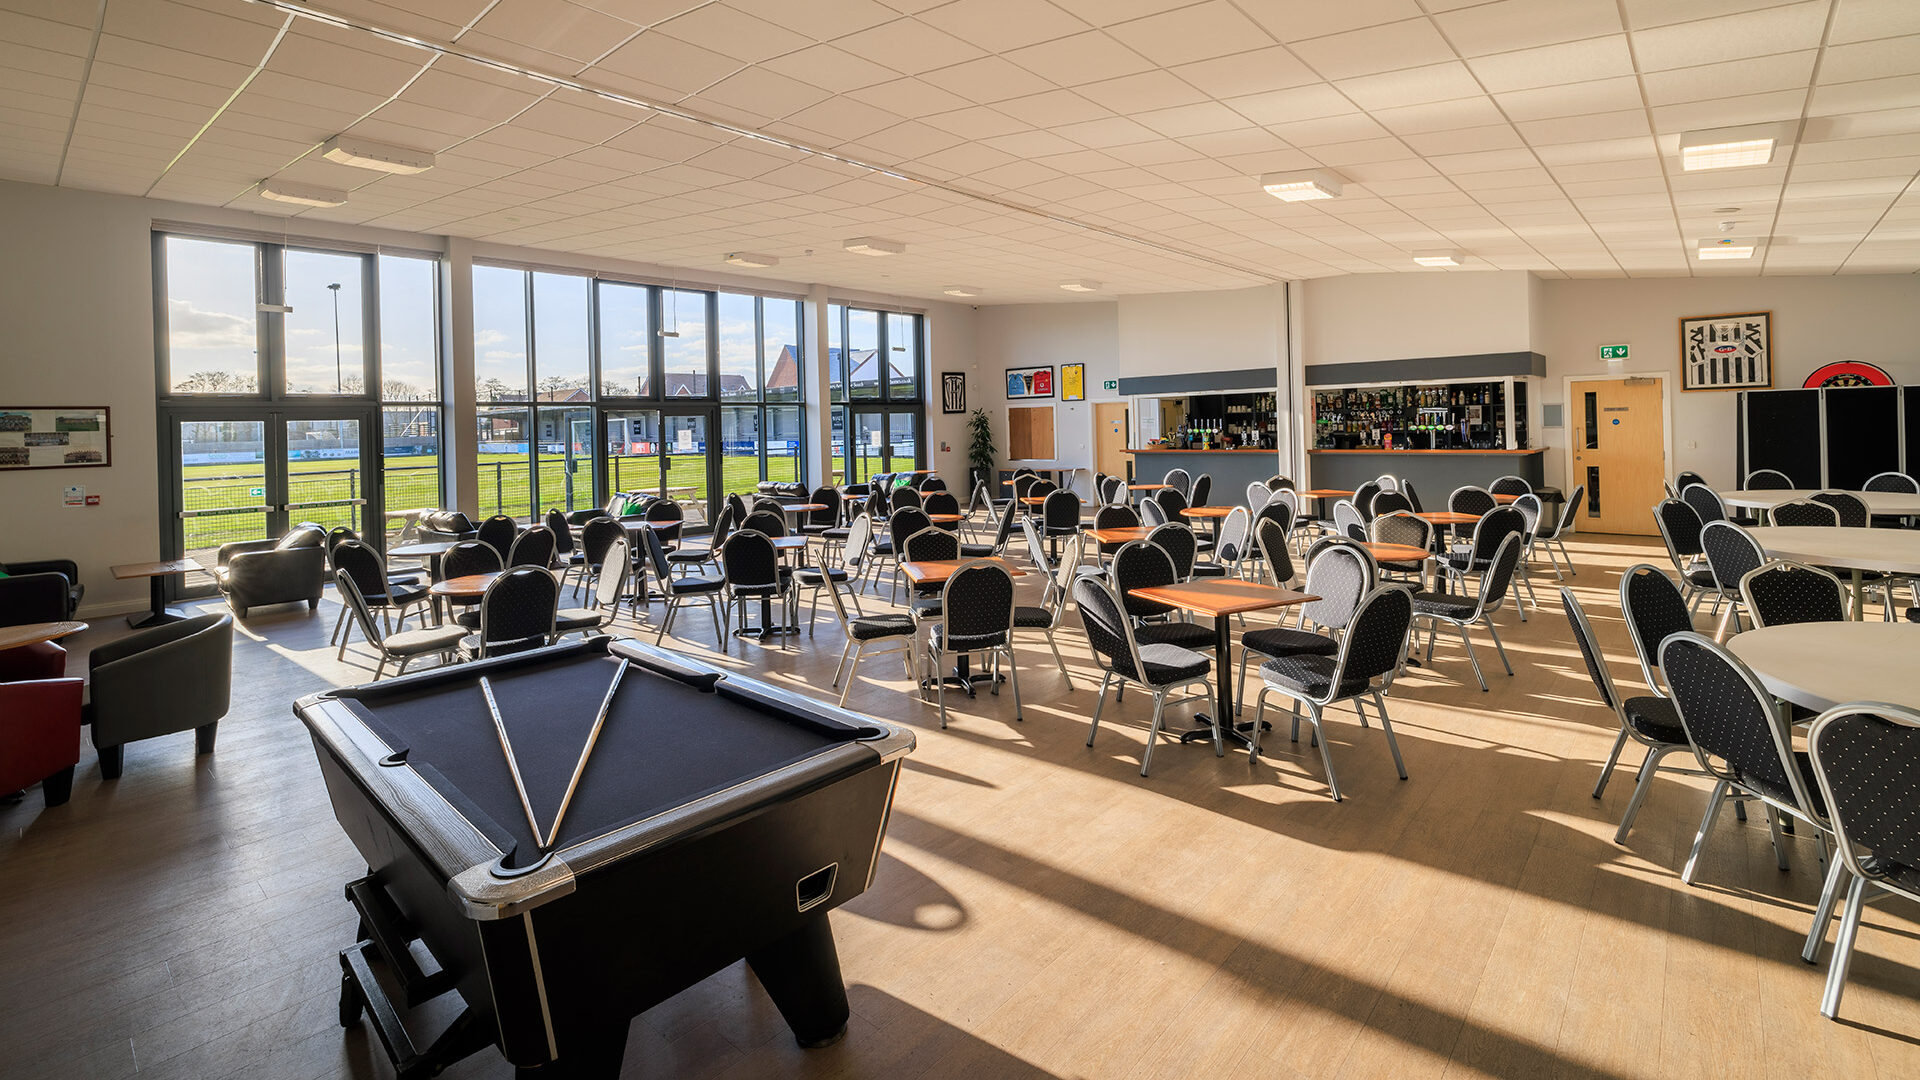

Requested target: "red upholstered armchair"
[{"left": 0, "top": 678, "right": 83, "bottom": 806}]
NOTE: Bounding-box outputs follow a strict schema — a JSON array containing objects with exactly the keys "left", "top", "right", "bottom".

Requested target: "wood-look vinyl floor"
[{"left": 3, "top": 532, "right": 1917, "bottom": 1079}]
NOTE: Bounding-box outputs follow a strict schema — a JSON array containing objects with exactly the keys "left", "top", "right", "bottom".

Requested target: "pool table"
[{"left": 293, "top": 636, "right": 914, "bottom": 1078}]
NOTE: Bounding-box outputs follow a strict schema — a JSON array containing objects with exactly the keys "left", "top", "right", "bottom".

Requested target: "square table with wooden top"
[
  {"left": 927, "top": 513, "right": 963, "bottom": 525},
  {"left": 1181, "top": 504, "right": 1233, "bottom": 545},
  {"left": 112, "top": 558, "right": 205, "bottom": 628},
  {"left": 1298, "top": 488, "right": 1351, "bottom": 523},
  {"left": 1088, "top": 525, "right": 1153, "bottom": 546},
  {"left": 1491, "top": 492, "right": 1521, "bottom": 504},
  {"left": 1125, "top": 578, "right": 1318, "bottom": 753},
  {"left": 902, "top": 558, "right": 1027, "bottom": 695}
]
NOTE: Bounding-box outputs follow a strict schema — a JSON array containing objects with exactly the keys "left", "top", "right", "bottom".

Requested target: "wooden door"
[
  {"left": 1571, "top": 377, "right": 1665, "bottom": 535},
  {"left": 1095, "top": 402, "right": 1129, "bottom": 478}
]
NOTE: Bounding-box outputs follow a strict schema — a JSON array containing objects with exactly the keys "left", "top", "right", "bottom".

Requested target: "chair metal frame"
[
  {"left": 823, "top": 565, "right": 919, "bottom": 707},
  {"left": 922, "top": 561, "right": 1023, "bottom": 730},
  {"left": 1807, "top": 703, "right": 1920, "bottom": 1019},
  {"left": 1249, "top": 584, "right": 1415, "bottom": 801},
  {"left": 1416, "top": 532, "right": 1524, "bottom": 692},
  {"left": 1073, "top": 574, "right": 1216, "bottom": 776}
]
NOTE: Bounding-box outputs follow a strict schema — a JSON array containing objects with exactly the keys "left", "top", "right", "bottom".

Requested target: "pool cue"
[
  {"left": 542, "top": 658, "right": 628, "bottom": 850},
  {"left": 479, "top": 675, "right": 543, "bottom": 845}
]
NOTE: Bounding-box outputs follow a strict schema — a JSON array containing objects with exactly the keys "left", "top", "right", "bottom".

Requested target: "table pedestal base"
[
  {"left": 1180, "top": 716, "right": 1271, "bottom": 751},
  {"left": 130, "top": 576, "right": 187, "bottom": 628}
]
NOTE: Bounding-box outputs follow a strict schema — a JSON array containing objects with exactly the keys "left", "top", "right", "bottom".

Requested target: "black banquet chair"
[
  {"left": 1741, "top": 561, "right": 1847, "bottom": 628},
  {"left": 462, "top": 566, "right": 558, "bottom": 660},
  {"left": 923, "top": 560, "right": 1021, "bottom": 730},
  {"left": 475, "top": 514, "right": 519, "bottom": 559},
  {"left": 1249, "top": 584, "right": 1415, "bottom": 801},
  {"left": 644, "top": 527, "right": 727, "bottom": 650},
  {"left": 1073, "top": 574, "right": 1215, "bottom": 777},
  {"left": 1807, "top": 703, "right": 1920, "bottom": 1020},
  {"left": 1563, "top": 587, "right": 1692, "bottom": 844}
]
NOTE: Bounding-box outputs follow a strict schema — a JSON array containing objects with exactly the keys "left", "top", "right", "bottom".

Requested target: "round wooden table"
[
  {"left": 430, "top": 573, "right": 502, "bottom": 599},
  {"left": 0, "top": 620, "right": 87, "bottom": 651},
  {"left": 1745, "top": 526, "right": 1920, "bottom": 619},
  {"left": 1728, "top": 622, "right": 1920, "bottom": 712}
]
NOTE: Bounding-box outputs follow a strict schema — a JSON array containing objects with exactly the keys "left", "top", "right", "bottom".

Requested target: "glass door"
[
  {"left": 176, "top": 416, "right": 270, "bottom": 573},
  {"left": 169, "top": 408, "right": 373, "bottom": 596},
  {"left": 603, "top": 409, "right": 661, "bottom": 505},
  {"left": 663, "top": 412, "right": 712, "bottom": 521},
  {"left": 844, "top": 408, "right": 921, "bottom": 482},
  {"left": 282, "top": 415, "right": 366, "bottom": 535}
]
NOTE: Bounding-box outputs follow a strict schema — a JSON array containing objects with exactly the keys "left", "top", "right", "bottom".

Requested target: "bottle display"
[{"left": 1311, "top": 380, "right": 1522, "bottom": 451}]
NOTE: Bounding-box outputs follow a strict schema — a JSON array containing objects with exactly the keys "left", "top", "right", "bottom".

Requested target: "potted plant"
[{"left": 966, "top": 407, "right": 996, "bottom": 494}]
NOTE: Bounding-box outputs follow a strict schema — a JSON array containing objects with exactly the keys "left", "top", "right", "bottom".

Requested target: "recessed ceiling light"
[
  {"left": 258, "top": 181, "right": 347, "bottom": 208},
  {"left": 1713, "top": 207, "right": 1742, "bottom": 214},
  {"left": 1259, "top": 169, "right": 1343, "bottom": 202},
  {"left": 943, "top": 286, "right": 981, "bottom": 298},
  {"left": 1679, "top": 124, "right": 1793, "bottom": 171},
  {"left": 320, "top": 135, "right": 435, "bottom": 175},
  {"left": 1412, "top": 250, "right": 1464, "bottom": 267},
  {"left": 844, "top": 236, "right": 905, "bottom": 257},
  {"left": 1697, "top": 237, "right": 1759, "bottom": 260},
  {"left": 725, "top": 252, "right": 779, "bottom": 268},
  {"left": 1059, "top": 280, "right": 1101, "bottom": 293}
]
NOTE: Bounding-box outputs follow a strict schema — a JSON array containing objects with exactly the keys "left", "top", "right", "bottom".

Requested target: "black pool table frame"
[{"left": 294, "top": 636, "right": 914, "bottom": 1078}]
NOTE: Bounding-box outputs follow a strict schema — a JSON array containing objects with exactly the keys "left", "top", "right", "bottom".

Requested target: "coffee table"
[
  {"left": 0, "top": 620, "right": 87, "bottom": 651},
  {"left": 112, "top": 558, "right": 205, "bottom": 628}
]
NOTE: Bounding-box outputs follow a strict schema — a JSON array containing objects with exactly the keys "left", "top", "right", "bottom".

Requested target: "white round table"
[
  {"left": 1745, "top": 526, "right": 1920, "bottom": 620},
  {"left": 1719, "top": 489, "right": 1920, "bottom": 516},
  {"left": 1728, "top": 622, "right": 1920, "bottom": 712}
]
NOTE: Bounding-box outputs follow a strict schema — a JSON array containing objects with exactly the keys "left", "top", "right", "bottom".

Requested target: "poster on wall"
[
  {"left": 940, "top": 372, "right": 967, "bottom": 414},
  {"left": 1006, "top": 365, "right": 1053, "bottom": 399},
  {"left": 0, "top": 406, "right": 111, "bottom": 470},
  {"left": 1679, "top": 311, "right": 1771, "bottom": 392},
  {"left": 1060, "top": 363, "right": 1085, "bottom": 401}
]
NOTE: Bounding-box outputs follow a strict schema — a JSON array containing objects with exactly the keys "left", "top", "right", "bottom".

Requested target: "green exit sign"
[
  {"left": 1600, "top": 344, "right": 1630, "bottom": 361},
  {"left": 1102, "top": 379, "right": 1117, "bottom": 391}
]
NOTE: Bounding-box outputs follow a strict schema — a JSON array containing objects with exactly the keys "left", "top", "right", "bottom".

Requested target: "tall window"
[
  {"left": 473, "top": 264, "right": 532, "bottom": 519},
  {"left": 157, "top": 233, "right": 446, "bottom": 557},
  {"left": 830, "top": 304, "right": 924, "bottom": 484},
  {"left": 379, "top": 254, "right": 442, "bottom": 537}
]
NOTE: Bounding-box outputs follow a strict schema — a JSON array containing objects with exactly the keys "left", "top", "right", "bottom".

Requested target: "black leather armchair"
[
  {"left": 0, "top": 558, "right": 82, "bottom": 621},
  {"left": 86, "top": 612, "right": 233, "bottom": 779},
  {"left": 215, "top": 523, "right": 327, "bottom": 616},
  {"left": 417, "top": 511, "right": 478, "bottom": 543}
]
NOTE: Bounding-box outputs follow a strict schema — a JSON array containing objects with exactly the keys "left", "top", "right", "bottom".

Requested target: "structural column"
[
  {"left": 445, "top": 237, "right": 478, "bottom": 516},
  {"left": 803, "top": 283, "right": 833, "bottom": 490}
]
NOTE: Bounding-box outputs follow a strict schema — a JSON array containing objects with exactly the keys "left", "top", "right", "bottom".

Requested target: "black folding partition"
[
  {"left": 1825, "top": 386, "right": 1899, "bottom": 489},
  {"left": 1739, "top": 388, "right": 1823, "bottom": 486},
  {"left": 1738, "top": 386, "right": 1905, "bottom": 488}
]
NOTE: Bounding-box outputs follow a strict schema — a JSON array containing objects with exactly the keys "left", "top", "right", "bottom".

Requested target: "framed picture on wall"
[
  {"left": 1679, "top": 311, "right": 1771, "bottom": 391},
  {"left": 940, "top": 372, "right": 967, "bottom": 414},
  {"left": 1060, "top": 363, "right": 1085, "bottom": 401},
  {"left": 0, "top": 406, "right": 111, "bottom": 470},
  {"left": 1006, "top": 365, "right": 1053, "bottom": 399}
]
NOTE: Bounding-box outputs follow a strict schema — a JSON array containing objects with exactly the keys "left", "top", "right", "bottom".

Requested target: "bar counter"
[
  {"left": 1308, "top": 448, "right": 1543, "bottom": 495},
  {"left": 1123, "top": 447, "right": 1280, "bottom": 500}
]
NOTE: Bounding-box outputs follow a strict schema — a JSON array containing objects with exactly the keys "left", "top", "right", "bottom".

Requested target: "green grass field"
[{"left": 179, "top": 449, "right": 835, "bottom": 557}]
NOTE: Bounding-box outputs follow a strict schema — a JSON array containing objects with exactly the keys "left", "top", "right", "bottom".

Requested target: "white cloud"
[
  {"left": 474, "top": 329, "right": 506, "bottom": 346},
  {"left": 483, "top": 350, "right": 526, "bottom": 361},
  {"left": 167, "top": 298, "right": 253, "bottom": 350}
]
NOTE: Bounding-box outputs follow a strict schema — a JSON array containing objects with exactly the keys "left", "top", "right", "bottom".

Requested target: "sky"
[
  {"left": 164, "top": 237, "right": 823, "bottom": 406},
  {"left": 165, "top": 236, "right": 438, "bottom": 399}
]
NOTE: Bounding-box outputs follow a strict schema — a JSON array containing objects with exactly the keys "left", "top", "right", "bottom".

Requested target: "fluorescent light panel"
[
  {"left": 259, "top": 181, "right": 347, "bottom": 208},
  {"left": 1260, "top": 169, "right": 1343, "bottom": 202},
  {"left": 725, "top": 252, "right": 778, "bottom": 268},
  {"left": 1059, "top": 280, "right": 1101, "bottom": 293},
  {"left": 1413, "top": 250, "right": 1464, "bottom": 267},
  {"left": 844, "top": 236, "right": 904, "bottom": 256},
  {"left": 1697, "top": 237, "right": 1759, "bottom": 260},
  {"left": 320, "top": 135, "right": 435, "bottom": 175},
  {"left": 943, "top": 286, "right": 981, "bottom": 297},
  {"left": 1678, "top": 123, "right": 1792, "bottom": 171}
]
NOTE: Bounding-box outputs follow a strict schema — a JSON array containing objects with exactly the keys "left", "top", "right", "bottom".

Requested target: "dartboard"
[{"left": 1803, "top": 361, "right": 1894, "bottom": 388}]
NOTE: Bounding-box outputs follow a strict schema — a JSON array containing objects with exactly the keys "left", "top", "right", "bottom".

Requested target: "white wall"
[
  {"left": 1116, "top": 285, "right": 1284, "bottom": 379},
  {"left": 0, "top": 179, "right": 970, "bottom": 614},
  {"left": 972, "top": 301, "right": 1120, "bottom": 479},
  {"left": 1538, "top": 274, "right": 1920, "bottom": 488},
  {"left": 1302, "top": 270, "right": 1533, "bottom": 366}
]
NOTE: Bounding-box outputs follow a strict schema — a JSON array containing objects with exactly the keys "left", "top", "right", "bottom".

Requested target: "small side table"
[{"left": 112, "top": 558, "right": 205, "bottom": 628}]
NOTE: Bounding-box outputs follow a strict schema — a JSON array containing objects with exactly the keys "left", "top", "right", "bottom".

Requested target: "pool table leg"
[{"left": 745, "top": 914, "right": 851, "bottom": 1049}]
